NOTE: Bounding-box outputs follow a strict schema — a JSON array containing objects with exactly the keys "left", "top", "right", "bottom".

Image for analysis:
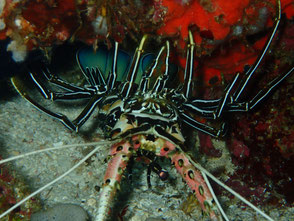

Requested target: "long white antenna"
[
  {"left": 188, "top": 155, "right": 274, "bottom": 221},
  {"left": 202, "top": 171, "right": 229, "bottom": 221},
  {"left": 0, "top": 141, "right": 112, "bottom": 165},
  {"left": 0, "top": 146, "right": 100, "bottom": 219}
]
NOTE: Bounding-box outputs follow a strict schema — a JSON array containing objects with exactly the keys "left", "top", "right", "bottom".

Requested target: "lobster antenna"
[
  {"left": 0, "top": 146, "right": 101, "bottom": 219},
  {"left": 202, "top": 171, "right": 229, "bottom": 221},
  {"left": 0, "top": 140, "right": 112, "bottom": 165},
  {"left": 187, "top": 155, "right": 274, "bottom": 221}
]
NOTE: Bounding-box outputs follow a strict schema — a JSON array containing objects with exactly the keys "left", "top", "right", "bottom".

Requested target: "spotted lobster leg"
[
  {"left": 95, "top": 140, "right": 133, "bottom": 221},
  {"left": 131, "top": 135, "right": 222, "bottom": 221},
  {"left": 96, "top": 135, "right": 223, "bottom": 220},
  {"left": 96, "top": 135, "right": 222, "bottom": 220},
  {"left": 170, "top": 153, "right": 221, "bottom": 219}
]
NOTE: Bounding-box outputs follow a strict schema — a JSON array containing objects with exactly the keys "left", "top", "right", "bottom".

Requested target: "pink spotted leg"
[
  {"left": 96, "top": 135, "right": 222, "bottom": 220},
  {"left": 131, "top": 135, "right": 222, "bottom": 221},
  {"left": 95, "top": 140, "right": 133, "bottom": 221}
]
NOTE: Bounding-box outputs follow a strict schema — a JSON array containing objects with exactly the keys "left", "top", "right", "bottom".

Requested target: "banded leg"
[
  {"left": 84, "top": 66, "right": 107, "bottom": 90},
  {"left": 183, "top": 64, "right": 294, "bottom": 117},
  {"left": 30, "top": 68, "right": 95, "bottom": 100},
  {"left": 182, "top": 102, "right": 216, "bottom": 119},
  {"left": 180, "top": 112, "right": 227, "bottom": 137},
  {"left": 180, "top": 63, "right": 294, "bottom": 136},
  {"left": 181, "top": 64, "right": 294, "bottom": 136},
  {"left": 214, "top": 73, "right": 240, "bottom": 118},
  {"left": 232, "top": 0, "right": 281, "bottom": 102},
  {"left": 183, "top": 73, "right": 240, "bottom": 120},
  {"left": 11, "top": 76, "right": 104, "bottom": 131},
  {"left": 232, "top": 66, "right": 294, "bottom": 111}
]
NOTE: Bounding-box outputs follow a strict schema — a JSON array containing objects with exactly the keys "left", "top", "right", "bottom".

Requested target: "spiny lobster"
[{"left": 1, "top": 0, "right": 293, "bottom": 220}]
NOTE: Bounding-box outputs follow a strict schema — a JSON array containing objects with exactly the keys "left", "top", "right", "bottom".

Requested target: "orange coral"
[
  {"left": 157, "top": 0, "right": 294, "bottom": 85},
  {"left": 283, "top": 0, "right": 294, "bottom": 19},
  {"left": 158, "top": 0, "right": 250, "bottom": 42}
]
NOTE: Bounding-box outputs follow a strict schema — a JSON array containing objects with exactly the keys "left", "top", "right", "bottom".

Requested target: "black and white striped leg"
[
  {"left": 107, "top": 41, "right": 119, "bottom": 89},
  {"left": 182, "top": 102, "right": 216, "bottom": 119},
  {"left": 72, "top": 95, "right": 103, "bottom": 131},
  {"left": 189, "top": 99, "right": 220, "bottom": 109},
  {"left": 12, "top": 76, "right": 104, "bottom": 131},
  {"left": 12, "top": 76, "right": 76, "bottom": 130},
  {"left": 180, "top": 113, "right": 227, "bottom": 137},
  {"left": 248, "top": 66, "right": 294, "bottom": 109},
  {"left": 30, "top": 71, "right": 94, "bottom": 101},
  {"left": 215, "top": 73, "right": 240, "bottom": 118},
  {"left": 184, "top": 74, "right": 240, "bottom": 119},
  {"left": 227, "top": 66, "right": 294, "bottom": 112},
  {"left": 232, "top": 0, "right": 281, "bottom": 102},
  {"left": 85, "top": 66, "right": 107, "bottom": 89},
  {"left": 38, "top": 67, "right": 91, "bottom": 93},
  {"left": 79, "top": 63, "right": 106, "bottom": 88},
  {"left": 184, "top": 65, "right": 293, "bottom": 117}
]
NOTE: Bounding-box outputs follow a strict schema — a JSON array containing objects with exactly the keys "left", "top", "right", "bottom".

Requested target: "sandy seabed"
[{"left": 0, "top": 90, "right": 293, "bottom": 221}]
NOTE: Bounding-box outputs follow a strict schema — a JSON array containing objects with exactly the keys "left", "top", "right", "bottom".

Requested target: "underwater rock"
[{"left": 31, "top": 204, "right": 88, "bottom": 221}]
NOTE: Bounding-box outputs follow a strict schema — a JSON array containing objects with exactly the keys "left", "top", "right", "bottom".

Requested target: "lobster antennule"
[
  {"left": 107, "top": 41, "right": 119, "bottom": 89},
  {"left": 151, "top": 41, "right": 171, "bottom": 94},
  {"left": 138, "top": 45, "right": 166, "bottom": 93},
  {"left": 182, "top": 30, "right": 195, "bottom": 99},
  {"left": 120, "top": 35, "right": 148, "bottom": 97}
]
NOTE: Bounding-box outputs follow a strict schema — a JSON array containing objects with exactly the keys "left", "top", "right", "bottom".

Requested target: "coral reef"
[
  {"left": 0, "top": 157, "right": 41, "bottom": 220},
  {"left": 0, "top": 0, "right": 156, "bottom": 61},
  {"left": 1, "top": 0, "right": 293, "bottom": 70},
  {"left": 198, "top": 19, "right": 294, "bottom": 212},
  {"left": 157, "top": 0, "right": 294, "bottom": 84},
  {"left": 225, "top": 71, "right": 294, "bottom": 206}
]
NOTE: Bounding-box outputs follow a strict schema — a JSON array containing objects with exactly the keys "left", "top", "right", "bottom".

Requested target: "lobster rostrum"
[{"left": 1, "top": 0, "right": 294, "bottom": 220}]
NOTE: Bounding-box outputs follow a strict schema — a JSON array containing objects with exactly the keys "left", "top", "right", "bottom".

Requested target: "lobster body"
[{"left": 77, "top": 41, "right": 221, "bottom": 220}]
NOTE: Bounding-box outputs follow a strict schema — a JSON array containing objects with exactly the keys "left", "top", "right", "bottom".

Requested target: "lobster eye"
[
  {"left": 105, "top": 115, "right": 117, "bottom": 127},
  {"left": 158, "top": 170, "right": 169, "bottom": 181},
  {"left": 146, "top": 134, "right": 155, "bottom": 141}
]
